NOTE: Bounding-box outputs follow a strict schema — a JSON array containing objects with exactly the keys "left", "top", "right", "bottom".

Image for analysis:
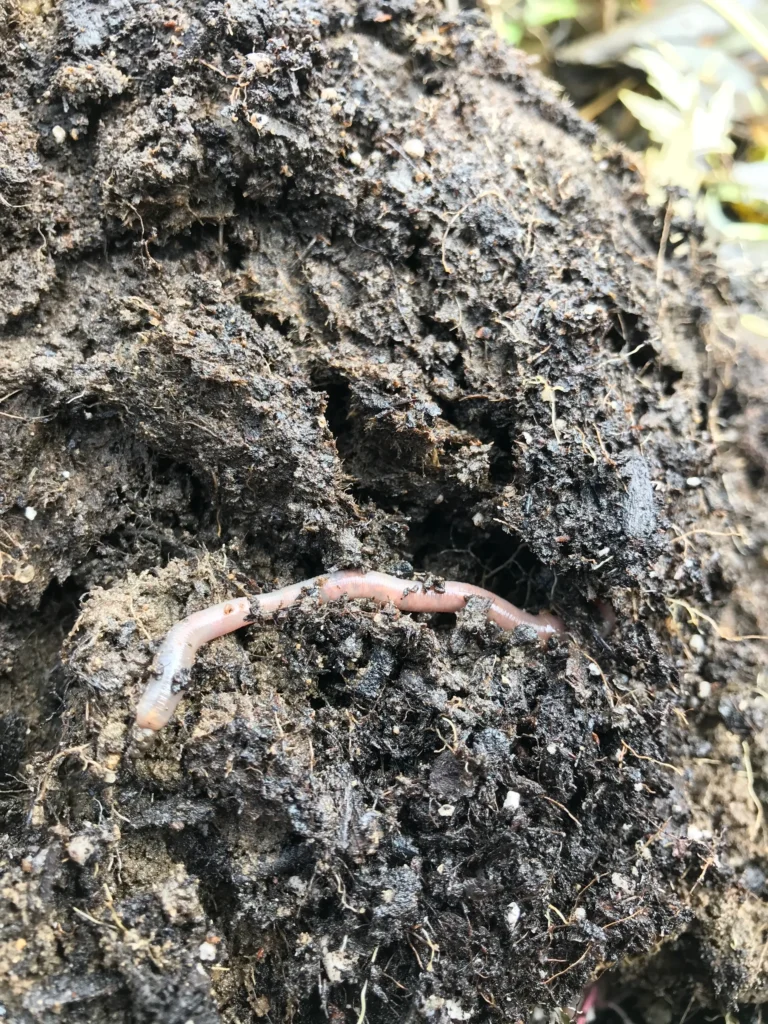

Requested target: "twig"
[
  {"left": 543, "top": 943, "right": 592, "bottom": 984},
  {"left": 700, "top": 0, "right": 768, "bottom": 63},
  {"left": 656, "top": 197, "right": 673, "bottom": 285},
  {"left": 602, "top": 908, "right": 647, "bottom": 930},
  {"left": 540, "top": 794, "right": 582, "bottom": 828},
  {"left": 356, "top": 980, "right": 368, "bottom": 1024},
  {"left": 73, "top": 906, "right": 117, "bottom": 931},
  {"left": 668, "top": 598, "right": 768, "bottom": 643},
  {"left": 742, "top": 741, "right": 766, "bottom": 841},
  {"left": 621, "top": 741, "right": 684, "bottom": 777}
]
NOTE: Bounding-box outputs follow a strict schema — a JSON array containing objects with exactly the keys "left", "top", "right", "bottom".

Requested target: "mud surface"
[{"left": 0, "top": 2, "right": 766, "bottom": 1022}]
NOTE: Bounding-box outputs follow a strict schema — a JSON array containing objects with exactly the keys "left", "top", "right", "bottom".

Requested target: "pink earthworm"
[{"left": 135, "top": 569, "right": 564, "bottom": 731}]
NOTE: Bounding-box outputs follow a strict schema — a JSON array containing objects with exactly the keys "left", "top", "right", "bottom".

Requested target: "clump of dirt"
[{"left": 0, "top": 1, "right": 765, "bottom": 1023}]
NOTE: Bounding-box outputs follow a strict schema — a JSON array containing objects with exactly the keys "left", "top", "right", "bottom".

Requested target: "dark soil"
[{"left": 0, "top": 2, "right": 766, "bottom": 1023}]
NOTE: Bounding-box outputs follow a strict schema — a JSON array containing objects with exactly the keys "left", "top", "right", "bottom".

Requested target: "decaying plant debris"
[{"left": 0, "top": 2, "right": 766, "bottom": 1022}]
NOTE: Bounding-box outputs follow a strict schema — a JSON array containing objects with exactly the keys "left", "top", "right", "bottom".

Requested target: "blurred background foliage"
[{"left": 476, "top": 0, "right": 768, "bottom": 323}]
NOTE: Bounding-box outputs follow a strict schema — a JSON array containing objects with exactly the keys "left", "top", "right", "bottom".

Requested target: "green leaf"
[
  {"left": 619, "top": 89, "right": 683, "bottom": 144},
  {"left": 702, "top": 190, "right": 768, "bottom": 240},
  {"left": 501, "top": 17, "right": 525, "bottom": 44},
  {"left": 524, "top": 0, "right": 579, "bottom": 26},
  {"left": 625, "top": 46, "right": 697, "bottom": 112}
]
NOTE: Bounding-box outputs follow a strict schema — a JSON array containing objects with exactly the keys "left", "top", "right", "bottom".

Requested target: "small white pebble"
[
  {"left": 347, "top": 150, "right": 362, "bottom": 166},
  {"left": 198, "top": 941, "right": 217, "bottom": 962},
  {"left": 596, "top": 546, "right": 611, "bottom": 557},
  {"left": 506, "top": 901, "right": 521, "bottom": 931},
  {"left": 572, "top": 906, "right": 587, "bottom": 922},
  {"left": 60, "top": 470, "right": 71, "bottom": 479},
  {"left": 546, "top": 742, "right": 557, "bottom": 755},
  {"left": 24, "top": 506, "right": 37, "bottom": 521},
  {"left": 689, "top": 633, "right": 705, "bottom": 654},
  {"left": 697, "top": 680, "right": 712, "bottom": 699},
  {"left": 588, "top": 663, "right": 602, "bottom": 677},
  {"left": 611, "top": 872, "right": 632, "bottom": 892},
  {"left": 687, "top": 824, "right": 711, "bottom": 842},
  {"left": 403, "top": 138, "right": 425, "bottom": 159},
  {"left": 246, "top": 52, "right": 273, "bottom": 76},
  {"left": 437, "top": 804, "right": 455, "bottom": 817},
  {"left": 633, "top": 782, "right": 644, "bottom": 792},
  {"left": 502, "top": 790, "right": 521, "bottom": 812},
  {"left": 686, "top": 476, "right": 702, "bottom": 488},
  {"left": 52, "top": 125, "right": 67, "bottom": 144},
  {"left": 472, "top": 512, "right": 485, "bottom": 527},
  {"left": 66, "top": 834, "right": 96, "bottom": 865}
]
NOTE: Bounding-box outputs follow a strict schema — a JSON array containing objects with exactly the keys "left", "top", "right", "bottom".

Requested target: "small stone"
[
  {"left": 572, "top": 906, "right": 586, "bottom": 922},
  {"left": 588, "top": 662, "right": 602, "bottom": 677},
  {"left": 686, "top": 476, "right": 702, "bottom": 488},
  {"left": 689, "top": 633, "right": 705, "bottom": 654},
  {"left": 403, "top": 137, "right": 425, "bottom": 159},
  {"left": 546, "top": 742, "right": 557, "bottom": 755},
  {"left": 505, "top": 901, "right": 521, "bottom": 932},
  {"left": 697, "top": 680, "right": 711, "bottom": 699},
  {"left": 347, "top": 150, "right": 362, "bottom": 166},
  {"left": 686, "top": 824, "right": 711, "bottom": 842},
  {"left": 646, "top": 1000, "right": 674, "bottom": 1024},
  {"left": 198, "top": 941, "right": 218, "bottom": 962},
  {"left": 502, "top": 790, "right": 521, "bottom": 812},
  {"left": 67, "top": 834, "right": 96, "bottom": 865},
  {"left": 741, "top": 864, "right": 766, "bottom": 893},
  {"left": 24, "top": 506, "right": 37, "bottom": 521},
  {"left": 437, "top": 804, "right": 455, "bottom": 817},
  {"left": 61, "top": 470, "right": 71, "bottom": 479},
  {"left": 246, "top": 52, "right": 273, "bottom": 76},
  {"left": 52, "top": 125, "right": 67, "bottom": 144}
]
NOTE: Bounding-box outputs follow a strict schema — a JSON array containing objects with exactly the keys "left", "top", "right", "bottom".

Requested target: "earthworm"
[{"left": 135, "top": 569, "right": 564, "bottom": 731}]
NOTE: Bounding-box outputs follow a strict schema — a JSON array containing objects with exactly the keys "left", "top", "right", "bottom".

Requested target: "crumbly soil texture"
[{"left": 1, "top": 2, "right": 766, "bottom": 1023}]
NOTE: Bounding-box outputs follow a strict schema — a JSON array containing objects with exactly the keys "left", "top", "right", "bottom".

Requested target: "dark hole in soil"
[
  {"left": 718, "top": 387, "right": 742, "bottom": 419},
  {"left": 411, "top": 515, "right": 554, "bottom": 614},
  {"left": 240, "top": 303, "right": 293, "bottom": 337},
  {"left": 316, "top": 671, "right": 353, "bottom": 707},
  {"left": 659, "top": 363, "right": 684, "bottom": 395},
  {"left": 746, "top": 458, "right": 765, "bottom": 489},
  {"left": 628, "top": 342, "right": 656, "bottom": 371},
  {"left": 606, "top": 311, "right": 648, "bottom": 355}
]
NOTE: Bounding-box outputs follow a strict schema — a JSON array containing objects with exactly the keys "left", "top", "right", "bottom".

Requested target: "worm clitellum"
[{"left": 135, "top": 569, "right": 564, "bottom": 731}]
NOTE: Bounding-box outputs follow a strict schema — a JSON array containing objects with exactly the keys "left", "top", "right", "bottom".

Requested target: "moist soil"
[{"left": 0, "top": 2, "right": 766, "bottom": 1023}]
